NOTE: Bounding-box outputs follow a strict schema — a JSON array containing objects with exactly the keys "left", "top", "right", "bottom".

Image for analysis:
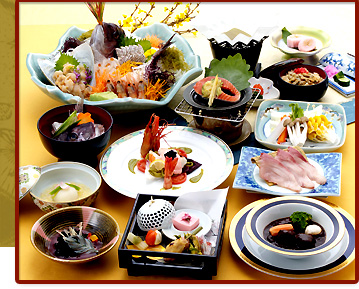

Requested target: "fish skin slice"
[
  {"left": 258, "top": 153, "right": 302, "bottom": 193},
  {"left": 287, "top": 147, "right": 327, "bottom": 185},
  {"left": 275, "top": 149, "right": 315, "bottom": 189}
]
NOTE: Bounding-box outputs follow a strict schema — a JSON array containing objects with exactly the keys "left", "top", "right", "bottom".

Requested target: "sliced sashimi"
[
  {"left": 193, "top": 76, "right": 240, "bottom": 102},
  {"left": 258, "top": 153, "right": 302, "bottom": 193},
  {"left": 275, "top": 149, "right": 315, "bottom": 189},
  {"left": 287, "top": 147, "right": 327, "bottom": 185}
]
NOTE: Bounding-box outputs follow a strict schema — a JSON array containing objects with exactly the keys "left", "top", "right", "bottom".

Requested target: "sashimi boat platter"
[{"left": 18, "top": 1, "right": 355, "bottom": 285}]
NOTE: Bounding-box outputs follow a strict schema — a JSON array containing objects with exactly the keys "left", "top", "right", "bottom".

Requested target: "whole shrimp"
[
  {"left": 140, "top": 114, "right": 168, "bottom": 158},
  {"left": 163, "top": 157, "right": 178, "bottom": 190}
]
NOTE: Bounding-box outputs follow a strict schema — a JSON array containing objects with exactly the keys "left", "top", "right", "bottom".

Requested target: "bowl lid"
[
  {"left": 259, "top": 58, "right": 304, "bottom": 82},
  {"left": 19, "top": 165, "right": 41, "bottom": 201}
]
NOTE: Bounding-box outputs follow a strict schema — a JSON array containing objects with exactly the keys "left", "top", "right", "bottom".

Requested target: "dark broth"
[{"left": 263, "top": 217, "right": 326, "bottom": 250}]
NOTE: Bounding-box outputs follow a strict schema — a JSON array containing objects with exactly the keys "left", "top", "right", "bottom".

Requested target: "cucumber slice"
[
  {"left": 333, "top": 71, "right": 350, "bottom": 87},
  {"left": 53, "top": 110, "right": 80, "bottom": 137}
]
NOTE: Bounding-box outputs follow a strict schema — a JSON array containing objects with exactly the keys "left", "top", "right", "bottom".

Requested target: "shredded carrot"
[
  {"left": 77, "top": 112, "right": 94, "bottom": 125},
  {"left": 112, "top": 60, "right": 142, "bottom": 79},
  {"left": 145, "top": 34, "right": 163, "bottom": 48},
  {"left": 269, "top": 224, "right": 294, "bottom": 236},
  {"left": 144, "top": 79, "right": 170, "bottom": 101},
  {"left": 90, "top": 69, "right": 110, "bottom": 93}
]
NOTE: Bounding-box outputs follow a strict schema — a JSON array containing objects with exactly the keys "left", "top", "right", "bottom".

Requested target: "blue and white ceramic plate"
[
  {"left": 229, "top": 199, "right": 355, "bottom": 279},
  {"left": 26, "top": 23, "right": 202, "bottom": 113},
  {"left": 254, "top": 100, "right": 347, "bottom": 153},
  {"left": 233, "top": 146, "right": 341, "bottom": 197},
  {"left": 319, "top": 52, "right": 355, "bottom": 79},
  {"left": 100, "top": 126, "right": 233, "bottom": 198}
]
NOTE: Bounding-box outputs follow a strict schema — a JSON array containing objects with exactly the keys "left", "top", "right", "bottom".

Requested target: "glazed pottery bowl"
[
  {"left": 37, "top": 104, "right": 113, "bottom": 161},
  {"left": 31, "top": 206, "right": 120, "bottom": 263},
  {"left": 30, "top": 162, "right": 101, "bottom": 212},
  {"left": 245, "top": 196, "right": 345, "bottom": 259},
  {"left": 277, "top": 64, "right": 328, "bottom": 101}
]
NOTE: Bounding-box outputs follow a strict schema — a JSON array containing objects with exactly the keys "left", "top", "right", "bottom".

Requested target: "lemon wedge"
[{"left": 149, "top": 159, "right": 165, "bottom": 171}]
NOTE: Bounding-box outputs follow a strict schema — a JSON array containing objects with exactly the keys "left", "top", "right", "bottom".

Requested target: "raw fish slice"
[
  {"left": 275, "top": 149, "right": 315, "bottom": 189},
  {"left": 193, "top": 76, "right": 240, "bottom": 102},
  {"left": 258, "top": 153, "right": 302, "bottom": 193},
  {"left": 287, "top": 147, "right": 327, "bottom": 185}
]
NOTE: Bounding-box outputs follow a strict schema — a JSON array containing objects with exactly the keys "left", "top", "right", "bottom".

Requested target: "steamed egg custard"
[{"left": 41, "top": 182, "right": 92, "bottom": 202}]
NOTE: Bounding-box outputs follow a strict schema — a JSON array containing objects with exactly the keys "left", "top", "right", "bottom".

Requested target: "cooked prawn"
[{"left": 163, "top": 156, "right": 178, "bottom": 190}]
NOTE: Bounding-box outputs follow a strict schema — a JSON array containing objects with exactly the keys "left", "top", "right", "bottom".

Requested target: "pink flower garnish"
[{"left": 181, "top": 213, "right": 192, "bottom": 222}]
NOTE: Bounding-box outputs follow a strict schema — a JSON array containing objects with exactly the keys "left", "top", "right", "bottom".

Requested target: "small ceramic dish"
[
  {"left": 254, "top": 99, "right": 346, "bottom": 153},
  {"left": 245, "top": 196, "right": 345, "bottom": 259},
  {"left": 233, "top": 146, "right": 342, "bottom": 197},
  {"left": 319, "top": 52, "right": 355, "bottom": 78},
  {"left": 270, "top": 26, "right": 331, "bottom": 57},
  {"left": 26, "top": 24, "right": 202, "bottom": 114},
  {"left": 30, "top": 161, "right": 101, "bottom": 212},
  {"left": 31, "top": 206, "right": 120, "bottom": 263},
  {"left": 248, "top": 77, "right": 280, "bottom": 107},
  {"left": 161, "top": 209, "right": 212, "bottom": 240},
  {"left": 19, "top": 165, "right": 41, "bottom": 201}
]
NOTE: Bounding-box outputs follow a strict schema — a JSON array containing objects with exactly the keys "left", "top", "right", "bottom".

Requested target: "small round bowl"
[
  {"left": 31, "top": 206, "right": 120, "bottom": 263},
  {"left": 277, "top": 64, "right": 328, "bottom": 101},
  {"left": 37, "top": 104, "right": 113, "bottom": 161},
  {"left": 30, "top": 161, "right": 101, "bottom": 212},
  {"left": 245, "top": 196, "right": 345, "bottom": 259}
]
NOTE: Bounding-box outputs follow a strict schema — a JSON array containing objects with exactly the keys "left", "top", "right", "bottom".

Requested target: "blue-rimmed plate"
[
  {"left": 233, "top": 146, "right": 341, "bottom": 197},
  {"left": 100, "top": 126, "right": 233, "bottom": 198},
  {"left": 26, "top": 23, "right": 202, "bottom": 114},
  {"left": 229, "top": 199, "right": 355, "bottom": 279},
  {"left": 254, "top": 99, "right": 346, "bottom": 153}
]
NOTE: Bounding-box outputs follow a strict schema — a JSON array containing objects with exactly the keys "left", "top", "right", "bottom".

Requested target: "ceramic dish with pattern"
[
  {"left": 233, "top": 146, "right": 341, "bottom": 197},
  {"left": 254, "top": 100, "right": 346, "bottom": 153},
  {"left": 245, "top": 196, "right": 345, "bottom": 258},
  {"left": 31, "top": 206, "right": 120, "bottom": 263},
  {"left": 100, "top": 126, "right": 234, "bottom": 198},
  {"left": 319, "top": 52, "right": 355, "bottom": 79},
  {"left": 270, "top": 26, "right": 331, "bottom": 57},
  {"left": 26, "top": 24, "right": 202, "bottom": 113},
  {"left": 248, "top": 77, "right": 280, "bottom": 107},
  {"left": 162, "top": 209, "right": 212, "bottom": 240},
  {"left": 229, "top": 199, "right": 355, "bottom": 279},
  {"left": 19, "top": 165, "right": 41, "bottom": 201}
]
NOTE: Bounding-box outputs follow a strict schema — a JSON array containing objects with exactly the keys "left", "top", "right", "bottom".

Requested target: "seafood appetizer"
[
  {"left": 251, "top": 146, "right": 327, "bottom": 193},
  {"left": 282, "top": 27, "right": 317, "bottom": 52},
  {"left": 266, "top": 103, "right": 339, "bottom": 147},
  {"left": 128, "top": 114, "right": 203, "bottom": 190},
  {"left": 38, "top": 3, "right": 191, "bottom": 103},
  {"left": 264, "top": 211, "right": 326, "bottom": 250},
  {"left": 49, "top": 222, "right": 103, "bottom": 260}
]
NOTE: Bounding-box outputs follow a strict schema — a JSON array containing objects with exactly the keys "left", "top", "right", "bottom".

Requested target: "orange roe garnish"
[
  {"left": 145, "top": 34, "right": 163, "bottom": 48},
  {"left": 77, "top": 112, "right": 94, "bottom": 125},
  {"left": 144, "top": 79, "right": 170, "bottom": 101}
]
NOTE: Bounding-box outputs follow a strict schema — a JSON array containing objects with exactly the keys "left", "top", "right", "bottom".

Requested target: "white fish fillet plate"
[{"left": 233, "top": 146, "right": 341, "bottom": 197}]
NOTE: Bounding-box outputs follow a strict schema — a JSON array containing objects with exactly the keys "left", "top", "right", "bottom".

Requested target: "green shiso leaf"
[
  {"left": 282, "top": 27, "right": 292, "bottom": 45},
  {"left": 289, "top": 103, "right": 304, "bottom": 121},
  {"left": 54, "top": 53, "right": 80, "bottom": 71},
  {"left": 118, "top": 35, "right": 152, "bottom": 52},
  {"left": 53, "top": 110, "right": 80, "bottom": 138},
  {"left": 204, "top": 53, "right": 253, "bottom": 92}
]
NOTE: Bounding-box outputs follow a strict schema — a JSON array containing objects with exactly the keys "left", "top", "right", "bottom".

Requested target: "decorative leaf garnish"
[
  {"left": 54, "top": 53, "right": 80, "bottom": 72},
  {"left": 204, "top": 53, "right": 253, "bottom": 92},
  {"left": 282, "top": 27, "right": 292, "bottom": 45},
  {"left": 289, "top": 103, "right": 304, "bottom": 121},
  {"left": 118, "top": 35, "right": 152, "bottom": 52}
]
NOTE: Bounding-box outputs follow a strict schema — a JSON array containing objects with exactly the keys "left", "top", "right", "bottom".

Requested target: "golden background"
[{"left": 0, "top": 0, "right": 15, "bottom": 247}]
